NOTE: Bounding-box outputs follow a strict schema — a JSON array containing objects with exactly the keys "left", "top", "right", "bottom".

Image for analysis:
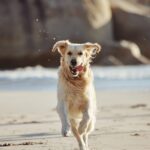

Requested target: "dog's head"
[{"left": 52, "top": 40, "right": 101, "bottom": 77}]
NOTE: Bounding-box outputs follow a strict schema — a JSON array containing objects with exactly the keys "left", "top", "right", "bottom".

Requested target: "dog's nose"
[{"left": 71, "top": 59, "right": 77, "bottom": 67}]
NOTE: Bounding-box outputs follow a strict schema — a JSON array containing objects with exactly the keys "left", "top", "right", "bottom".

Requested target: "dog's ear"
[
  {"left": 84, "top": 42, "right": 101, "bottom": 55},
  {"left": 52, "top": 40, "right": 69, "bottom": 56}
]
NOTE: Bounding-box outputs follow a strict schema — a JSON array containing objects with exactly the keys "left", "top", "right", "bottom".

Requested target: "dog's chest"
[
  {"left": 66, "top": 89, "right": 87, "bottom": 103},
  {"left": 63, "top": 81, "right": 90, "bottom": 117},
  {"left": 66, "top": 91, "right": 88, "bottom": 117},
  {"left": 58, "top": 68, "right": 94, "bottom": 117}
]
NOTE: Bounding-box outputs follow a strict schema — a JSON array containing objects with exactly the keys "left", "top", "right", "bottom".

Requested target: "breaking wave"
[{"left": 0, "top": 65, "right": 150, "bottom": 90}]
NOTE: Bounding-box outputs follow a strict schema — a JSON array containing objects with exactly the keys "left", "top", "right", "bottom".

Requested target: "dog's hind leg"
[
  {"left": 83, "top": 117, "right": 96, "bottom": 150},
  {"left": 86, "top": 116, "right": 96, "bottom": 133},
  {"left": 78, "top": 109, "right": 91, "bottom": 135},
  {"left": 83, "top": 133, "right": 89, "bottom": 150},
  {"left": 70, "top": 119, "right": 86, "bottom": 150},
  {"left": 56, "top": 100, "right": 71, "bottom": 137}
]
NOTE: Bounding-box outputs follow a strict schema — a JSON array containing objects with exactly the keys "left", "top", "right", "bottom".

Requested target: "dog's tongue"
[{"left": 75, "top": 65, "right": 83, "bottom": 72}]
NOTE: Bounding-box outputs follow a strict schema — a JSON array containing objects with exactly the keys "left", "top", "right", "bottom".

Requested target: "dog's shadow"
[
  {"left": 0, "top": 132, "right": 61, "bottom": 142},
  {"left": 0, "top": 120, "right": 62, "bottom": 142}
]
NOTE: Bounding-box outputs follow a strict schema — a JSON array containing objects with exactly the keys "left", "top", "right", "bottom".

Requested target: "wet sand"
[{"left": 0, "top": 90, "right": 150, "bottom": 150}]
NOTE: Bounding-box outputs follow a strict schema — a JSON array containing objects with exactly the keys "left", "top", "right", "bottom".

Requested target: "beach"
[
  {"left": 0, "top": 0, "right": 150, "bottom": 149},
  {"left": 0, "top": 90, "right": 150, "bottom": 150},
  {"left": 0, "top": 66, "right": 150, "bottom": 150}
]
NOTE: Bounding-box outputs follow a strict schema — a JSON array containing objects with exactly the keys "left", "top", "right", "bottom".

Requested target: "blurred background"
[
  {"left": 0, "top": 1, "right": 150, "bottom": 149},
  {"left": 0, "top": 0, "right": 150, "bottom": 91},
  {"left": 0, "top": 0, "right": 150, "bottom": 68}
]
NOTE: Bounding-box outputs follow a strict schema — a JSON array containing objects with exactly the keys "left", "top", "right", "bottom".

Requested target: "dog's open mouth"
[{"left": 69, "top": 65, "right": 84, "bottom": 76}]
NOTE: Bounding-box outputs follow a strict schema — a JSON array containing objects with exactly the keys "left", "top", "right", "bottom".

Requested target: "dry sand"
[{"left": 0, "top": 90, "right": 150, "bottom": 150}]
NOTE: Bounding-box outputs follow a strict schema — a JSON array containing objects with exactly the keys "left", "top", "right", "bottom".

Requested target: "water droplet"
[{"left": 35, "top": 18, "right": 39, "bottom": 22}]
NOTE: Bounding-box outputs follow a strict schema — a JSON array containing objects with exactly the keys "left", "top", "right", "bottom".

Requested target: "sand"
[{"left": 0, "top": 90, "right": 150, "bottom": 150}]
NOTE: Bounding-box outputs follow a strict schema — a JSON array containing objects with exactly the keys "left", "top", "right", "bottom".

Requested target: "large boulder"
[
  {"left": 94, "top": 40, "right": 150, "bottom": 66},
  {"left": 0, "top": 0, "right": 113, "bottom": 69},
  {"left": 110, "top": 0, "right": 150, "bottom": 58}
]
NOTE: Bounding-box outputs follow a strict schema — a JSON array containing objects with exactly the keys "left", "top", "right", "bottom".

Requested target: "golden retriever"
[{"left": 52, "top": 40, "right": 101, "bottom": 150}]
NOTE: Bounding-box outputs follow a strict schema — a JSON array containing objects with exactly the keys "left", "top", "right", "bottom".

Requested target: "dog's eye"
[
  {"left": 78, "top": 52, "right": 83, "bottom": 56},
  {"left": 67, "top": 51, "right": 72, "bottom": 56}
]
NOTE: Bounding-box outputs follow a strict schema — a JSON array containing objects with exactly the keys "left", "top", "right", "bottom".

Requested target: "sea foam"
[{"left": 0, "top": 65, "right": 150, "bottom": 91}]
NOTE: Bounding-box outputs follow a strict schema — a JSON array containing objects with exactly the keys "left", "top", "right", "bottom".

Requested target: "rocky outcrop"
[
  {"left": 0, "top": 0, "right": 150, "bottom": 68},
  {"left": 0, "top": 0, "right": 113, "bottom": 68},
  {"left": 111, "top": 0, "right": 150, "bottom": 58},
  {"left": 94, "top": 40, "right": 150, "bottom": 66}
]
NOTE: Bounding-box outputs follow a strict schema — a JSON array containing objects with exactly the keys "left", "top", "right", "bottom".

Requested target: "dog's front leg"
[
  {"left": 56, "top": 100, "right": 71, "bottom": 137},
  {"left": 78, "top": 104, "right": 92, "bottom": 135}
]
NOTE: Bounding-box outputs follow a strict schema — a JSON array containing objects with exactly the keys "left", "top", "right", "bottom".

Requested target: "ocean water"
[{"left": 0, "top": 65, "right": 150, "bottom": 91}]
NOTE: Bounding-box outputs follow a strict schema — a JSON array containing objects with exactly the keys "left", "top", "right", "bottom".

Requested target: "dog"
[{"left": 52, "top": 40, "right": 101, "bottom": 150}]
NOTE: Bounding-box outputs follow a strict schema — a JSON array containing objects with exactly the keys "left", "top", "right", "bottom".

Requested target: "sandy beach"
[
  {"left": 0, "top": 90, "right": 150, "bottom": 150},
  {"left": 0, "top": 0, "right": 150, "bottom": 149}
]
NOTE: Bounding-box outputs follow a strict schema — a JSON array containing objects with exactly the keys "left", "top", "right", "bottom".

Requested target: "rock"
[
  {"left": 94, "top": 40, "right": 150, "bottom": 66},
  {"left": 0, "top": 0, "right": 113, "bottom": 68},
  {"left": 110, "top": 0, "right": 150, "bottom": 58}
]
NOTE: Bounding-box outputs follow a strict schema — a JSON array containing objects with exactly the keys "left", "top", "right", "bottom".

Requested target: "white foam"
[
  {"left": 0, "top": 66, "right": 57, "bottom": 80},
  {"left": 93, "top": 65, "right": 150, "bottom": 80},
  {"left": 0, "top": 65, "right": 150, "bottom": 80},
  {"left": 0, "top": 65, "right": 150, "bottom": 90}
]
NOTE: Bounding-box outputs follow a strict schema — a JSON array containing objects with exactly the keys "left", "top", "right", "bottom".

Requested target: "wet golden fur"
[
  {"left": 59, "top": 59, "right": 91, "bottom": 117},
  {"left": 52, "top": 40, "right": 101, "bottom": 150}
]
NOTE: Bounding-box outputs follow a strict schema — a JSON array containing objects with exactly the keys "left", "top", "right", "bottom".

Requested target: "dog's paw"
[{"left": 61, "top": 128, "right": 71, "bottom": 137}]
